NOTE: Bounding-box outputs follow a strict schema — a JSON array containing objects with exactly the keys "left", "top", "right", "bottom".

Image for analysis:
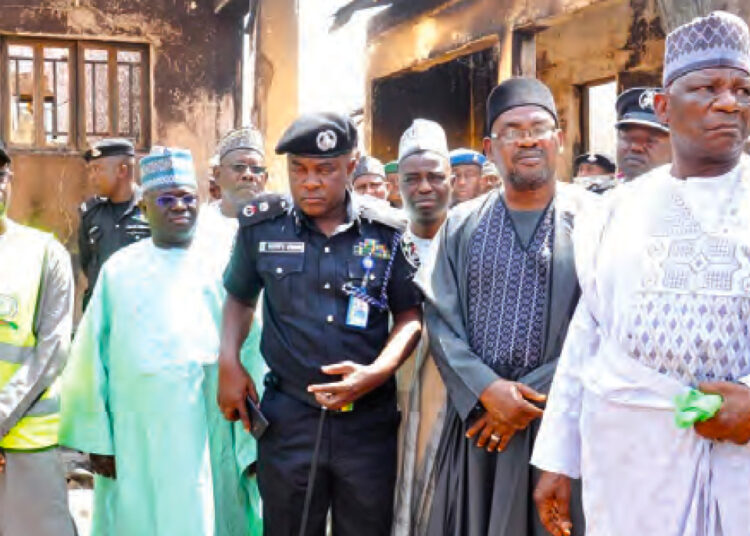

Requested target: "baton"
[{"left": 298, "top": 407, "right": 327, "bottom": 536}]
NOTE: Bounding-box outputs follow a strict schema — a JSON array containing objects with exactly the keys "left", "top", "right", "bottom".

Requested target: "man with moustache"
[
  {"left": 418, "top": 78, "right": 588, "bottom": 536},
  {"left": 533, "top": 12, "right": 750, "bottom": 536},
  {"left": 391, "top": 119, "right": 453, "bottom": 536},
  {"left": 217, "top": 112, "right": 423, "bottom": 536},
  {"left": 615, "top": 87, "right": 672, "bottom": 182}
]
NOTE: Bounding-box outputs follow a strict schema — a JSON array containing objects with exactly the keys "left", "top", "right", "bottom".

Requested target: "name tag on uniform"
[
  {"left": 346, "top": 296, "right": 369, "bottom": 329},
  {"left": 258, "top": 241, "right": 305, "bottom": 254}
]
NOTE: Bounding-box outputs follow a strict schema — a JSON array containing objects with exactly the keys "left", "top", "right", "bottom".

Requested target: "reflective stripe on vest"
[{"left": 0, "top": 226, "right": 58, "bottom": 450}]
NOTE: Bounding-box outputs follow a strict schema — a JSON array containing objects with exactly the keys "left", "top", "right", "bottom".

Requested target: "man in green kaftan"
[{"left": 60, "top": 147, "right": 263, "bottom": 536}]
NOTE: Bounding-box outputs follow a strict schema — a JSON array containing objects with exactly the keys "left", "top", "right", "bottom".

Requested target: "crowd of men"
[{"left": 2, "top": 9, "right": 750, "bottom": 536}]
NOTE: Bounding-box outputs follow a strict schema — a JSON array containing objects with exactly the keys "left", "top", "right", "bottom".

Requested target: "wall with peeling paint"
[
  {"left": 362, "top": 0, "right": 612, "bottom": 150},
  {"left": 537, "top": 0, "right": 666, "bottom": 178},
  {"left": 362, "top": 0, "right": 749, "bottom": 178},
  {"left": 1, "top": 0, "right": 246, "bottom": 307}
]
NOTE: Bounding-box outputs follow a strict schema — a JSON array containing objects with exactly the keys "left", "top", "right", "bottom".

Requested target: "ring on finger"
[{"left": 490, "top": 433, "right": 501, "bottom": 442}]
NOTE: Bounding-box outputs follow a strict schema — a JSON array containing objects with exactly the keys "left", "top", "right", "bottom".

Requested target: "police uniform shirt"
[
  {"left": 78, "top": 195, "right": 151, "bottom": 307},
  {"left": 224, "top": 193, "right": 423, "bottom": 401}
]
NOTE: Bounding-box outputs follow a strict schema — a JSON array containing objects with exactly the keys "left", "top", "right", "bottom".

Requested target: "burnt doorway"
[{"left": 370, "top": 46, "right": 498, "bottom": 161}]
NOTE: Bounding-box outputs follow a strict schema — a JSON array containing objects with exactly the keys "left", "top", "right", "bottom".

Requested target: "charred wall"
[{"left": 1, "top": 0, "right": 247, "bottom": 312}]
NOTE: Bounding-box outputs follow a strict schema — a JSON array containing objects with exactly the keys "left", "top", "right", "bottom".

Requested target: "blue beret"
[{"left": 450, "top": 148, "right": 486, "bottom": 168}]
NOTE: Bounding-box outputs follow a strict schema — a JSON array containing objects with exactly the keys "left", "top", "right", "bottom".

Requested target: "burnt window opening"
[
  {"left": 3, "top": 37, "right": 150, "bottom": 151},
  {"left": 370, "top": 46, "right": 499, "bottom": 161},
  {"left": 581, "top": 78, "right": 617, "bottom": 158}
]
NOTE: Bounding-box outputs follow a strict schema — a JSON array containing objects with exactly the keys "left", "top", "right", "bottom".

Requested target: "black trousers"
[{"left": 257, "top": 386, "right": 400, "bottom": 536}]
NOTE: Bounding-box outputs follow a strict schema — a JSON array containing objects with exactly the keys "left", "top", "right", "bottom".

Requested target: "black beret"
[
  {"left": 574, "top": 152, "right": 616, "bottom": 173},
  {"left": 83, "top": 138, "right": 135, "bottom": 162},
  {"left": 486, "top": 77, "right": 558, "bottom": 133},
  {"left": 0, "top": 141, "right": 10, "bottom": 166},
  {"left": 275, "top": 112, "right": 358, "bottom": 157},
  {"left": 616, "top": 87, "right": 669, "bottom": 133}
]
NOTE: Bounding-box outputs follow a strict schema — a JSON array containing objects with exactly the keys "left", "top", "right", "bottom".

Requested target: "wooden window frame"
[
  {"left": 0, "top": 36, "right": 151, "bottom": 152},
  {"left": 580, "top": 76, "right": 616, "bottom": 153}
]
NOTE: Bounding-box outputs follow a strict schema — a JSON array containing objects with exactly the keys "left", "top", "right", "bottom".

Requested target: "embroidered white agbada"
[{"left": 532, "top": 156, "right": 750, "bottom": 536}]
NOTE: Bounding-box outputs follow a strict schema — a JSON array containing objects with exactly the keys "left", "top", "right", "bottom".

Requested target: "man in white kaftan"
[{"left": 532, "top": 12, "right": 750, "bottom": 536}]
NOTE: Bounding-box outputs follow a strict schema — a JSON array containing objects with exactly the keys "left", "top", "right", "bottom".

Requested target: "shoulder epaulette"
[
  {"left": 79, "top": 196, "right": 106, "bottom": 216},
  {"left": 238, "top": 193, "right": 292, "bottom": 227},
  {"left": 356, "top": 195, "right": 408, "bottom": 232}
]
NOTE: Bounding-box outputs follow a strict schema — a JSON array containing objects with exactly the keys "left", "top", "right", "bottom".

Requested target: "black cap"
[
  {"left": 275, "top": 112, "right": 358, "bottom": 157},
  {"left": 0, "top": 142, "right": 10, "bottom": 166},
  {"left": 574, "top": 152, "right": 616, "bottom": 173},
  {"left": 615, "top": 88, "right": 669, "bottom": 133},
  {"left": 486, "top": 77, "right": 558, "bottom": 133},
  {"left": 83, "top": 138, "right": 136, "bottom": 162}
]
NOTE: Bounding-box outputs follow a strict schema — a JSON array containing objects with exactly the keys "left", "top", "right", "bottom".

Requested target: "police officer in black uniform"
[
  {"left": 218, "top": 112, "right": 423, "bottom": 536},
  {"left": 78, "top": 139, "right": 150, "bottom": 309}
]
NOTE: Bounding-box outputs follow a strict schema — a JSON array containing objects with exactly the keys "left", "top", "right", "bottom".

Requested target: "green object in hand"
[{"left": 674, "top": 389, "right": 723, "bottom": 429}]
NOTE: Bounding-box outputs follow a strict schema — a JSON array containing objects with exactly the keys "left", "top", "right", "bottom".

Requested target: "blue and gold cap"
[{"left": 139, "top": 147, "right": 197, "bottom": 193}]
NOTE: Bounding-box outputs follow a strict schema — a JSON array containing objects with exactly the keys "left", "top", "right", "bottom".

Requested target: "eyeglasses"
[
  {"left": 224, "top": 163, "right": 267, "bottom": 176},
  {"left": 155, "top": 193, "right": 198, "bottom": 209},
  {"left": 491, "top": 125, "right": 557, "bottom": 144},
  {"left": 0, "top": 171, "right": 13, "bottom": 185}
]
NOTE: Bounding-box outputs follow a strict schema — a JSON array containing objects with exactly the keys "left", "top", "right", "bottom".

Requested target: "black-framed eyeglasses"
[
  {"left": 155, "top": 193, "right": 198, "bottom": 209},
  {"left": 0, "top": 171, "right": 13, "bottom": 185},
  {"left": 224, "top": 163, "right": 266, "bottom": 176}
]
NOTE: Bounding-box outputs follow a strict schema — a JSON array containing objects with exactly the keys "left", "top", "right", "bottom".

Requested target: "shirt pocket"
[{"left": 257, "top": 254, "right": 305, "bottom": 315}]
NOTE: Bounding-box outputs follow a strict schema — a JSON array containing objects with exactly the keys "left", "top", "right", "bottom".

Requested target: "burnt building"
[
  {"left": 0, "top": 0, "right": 250, "bottom": 303},
  {"left": 334, "top": 0, "right": 750, "bottom": 178}
]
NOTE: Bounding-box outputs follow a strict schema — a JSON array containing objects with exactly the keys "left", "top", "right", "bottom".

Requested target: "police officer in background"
[
  {"left": 218, "top": 112, "right": 423, "bottom": 536},
  {"left": 615, "top": 87, "right": 671, "bottom": 182},
  {"left": 78, "top": 139, "right": 150, "bottom": 309}
]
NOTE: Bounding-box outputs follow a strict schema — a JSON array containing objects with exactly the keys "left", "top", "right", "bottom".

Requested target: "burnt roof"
[{"left": 332, "top": 0, "right": 454, "bottom": 34}]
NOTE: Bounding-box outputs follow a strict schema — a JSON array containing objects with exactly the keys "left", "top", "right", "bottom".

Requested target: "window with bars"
[{"left": 3, "top": 38, "right": 149, "bottom": 150}]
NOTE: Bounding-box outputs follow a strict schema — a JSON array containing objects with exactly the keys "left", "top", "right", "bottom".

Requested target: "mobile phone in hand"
[{"left": 245, "top": 396, "right": 269, "bottom": 440}]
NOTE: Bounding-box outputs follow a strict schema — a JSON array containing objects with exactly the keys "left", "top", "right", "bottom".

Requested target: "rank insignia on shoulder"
[
  {"left": 353, "top": 238, "right": 390, "bottom": 259},
  {"left": 238, "top": 194, "right": 291, "bottom": 226}
]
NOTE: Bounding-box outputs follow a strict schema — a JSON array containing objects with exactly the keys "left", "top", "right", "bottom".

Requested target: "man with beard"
[
  {"left": 449, "top": 148, "right": 486, "bottom": 205},
  {"left": 533, "top": 12, "right": 750, "bottom": 536},
  {"left": 391, "top": 119, "right": 453, "bottom": 535},
  {"left": 615, "top": 87, "right": 671, "bottom": 182},
  {"left": 0, "top": 144, "right": 77, "bottom": 536},
  {"left": 417, "top": 77, "right": 588, "bottom": 536}
]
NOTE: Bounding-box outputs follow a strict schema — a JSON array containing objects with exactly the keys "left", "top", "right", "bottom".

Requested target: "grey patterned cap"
[
  {"left": 398, "top": 119, "right": 449, "bottom": 163},
  {"left": 664, "top": 11, "right": 750, "bottom": 86},
  {"left": 217, "top": 126, "right": 265, "bottom": 160}
]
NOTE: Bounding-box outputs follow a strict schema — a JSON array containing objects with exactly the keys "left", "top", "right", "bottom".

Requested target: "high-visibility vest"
[{"left": 0, "top": 225, "right": 60, "bottom": 450}]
